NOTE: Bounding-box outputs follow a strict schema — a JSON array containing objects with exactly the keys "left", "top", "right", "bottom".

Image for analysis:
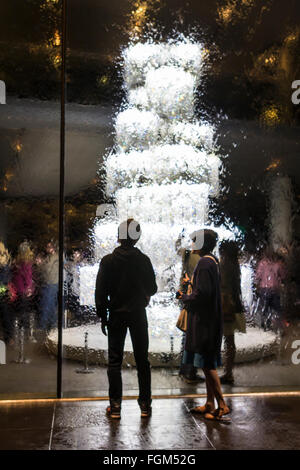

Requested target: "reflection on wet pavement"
[{"left": 0, "top": 395, "right": 300, "bottom": 450}]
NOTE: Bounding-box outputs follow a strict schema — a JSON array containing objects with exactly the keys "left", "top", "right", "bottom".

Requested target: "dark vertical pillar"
[{"left": 57, "top": 0, "right": 67, "bottom": 399}]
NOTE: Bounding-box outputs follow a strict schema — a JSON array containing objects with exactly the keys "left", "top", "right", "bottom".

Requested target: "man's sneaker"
[
  {"left": 220, "top": 375, "right": 234, "bottom": 385},
  {"left": 106, "top": 404, "right": 121, "bottom": 419},
  {"left": 139, "top": 401, "right": 152, "bottom": 418},
  {"left": 183, "top": 374, "right": 205, "bottom": 384}
]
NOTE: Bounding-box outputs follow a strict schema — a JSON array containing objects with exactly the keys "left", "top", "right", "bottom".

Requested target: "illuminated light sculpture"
[{"left": 92, "top": 38, "right": 227, "bottom": 338}]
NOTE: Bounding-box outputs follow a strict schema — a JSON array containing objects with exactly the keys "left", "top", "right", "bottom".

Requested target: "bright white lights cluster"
[
  {"left": 115, "top": 108, "right": 166, "bottom": 151},
  {"left": 123, "top": 41, "right": 204, "bottom": 89},
  {"left": 170, "top": 122, "right": 215, "bottom": 149},
  {"left": 116, "top": 109, "right": 215, "bottom": 152},
  {"left": 116, "top": 182, "right": 209, "bottom": 225},
  {"left": 116, "top": 40, "right": 212, "bottom": 154},
  {"left": 145, "top": 66, "right": 195, "bottom": 120},
  {"left": 106, "top": 145, "right": 220, "bottom": 196}
]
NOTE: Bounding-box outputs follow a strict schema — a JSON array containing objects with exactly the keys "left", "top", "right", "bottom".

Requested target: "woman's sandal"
[
  {"left": 204, "top": 406, "right": 231, "bottom": 422},
  {"left": 191, "top": 404, "right": 215, "bottom": 414}
]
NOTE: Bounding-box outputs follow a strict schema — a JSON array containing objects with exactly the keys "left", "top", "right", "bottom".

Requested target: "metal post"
[
  {"left": 29, "top": 312, "right": 37, "bottom": 343},
  {"left": 84, "top": 332, "right": 88, "bottom": 370},
  {"left": 29, "top": 312, "right": 34, "bottom": 338},
  {"left": 76, "top": 331, "right": 95, "bottom": 374},
  {"left": 14, "top": 324, "right": 30, "bottom": 364},
  {"left": 170, "top": 334, "right": 174, "bottom": 355},
  {"left": 18, "top": 326, "right": 25, "bottom": 363},
  {"left": 57, "top": 0, "right": 67, "bottom": 399},
  {"left": 169, "top": 334, "right": 176, "bottom": 374},
  {"left": 63, "top": 309, "right": 68, "bottom": 329}
]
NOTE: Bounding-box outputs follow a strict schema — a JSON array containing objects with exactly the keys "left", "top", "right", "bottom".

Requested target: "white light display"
[
  {"left": 89, "top": 38, "right": 235, "bottom": 338},
  {"left": 106, "top": 144, "right": 220, "bottom": 196},
  {"left": 145, "top": 66, "right": 196, "bottom": 120},
  {"left": 123, "top": 41, "right": 204, "bottom": 90},
  {"left": 115, "top": 108, "right": 166, "bottom": 151}
]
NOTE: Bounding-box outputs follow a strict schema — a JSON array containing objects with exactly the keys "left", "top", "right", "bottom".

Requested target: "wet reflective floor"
[{"left": 0, "top": 395, "right": 299, "bottom": 450}]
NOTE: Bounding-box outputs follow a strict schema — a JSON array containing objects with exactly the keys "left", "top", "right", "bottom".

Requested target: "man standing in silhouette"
[{"left": 95, "top": 219, "right": 157, "bottom": 419}]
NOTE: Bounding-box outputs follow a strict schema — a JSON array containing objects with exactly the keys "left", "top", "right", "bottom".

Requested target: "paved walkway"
[{"left": 0, "top": 395, "right": 299, "bottom": 450}]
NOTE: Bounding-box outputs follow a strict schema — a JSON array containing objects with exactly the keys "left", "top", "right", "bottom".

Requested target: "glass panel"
[
  {"left": 61, "top": 0, "right": 300, "bottom": 398},
  {"left": 0, "top": 0, "right": 61, "bottom": 398}
]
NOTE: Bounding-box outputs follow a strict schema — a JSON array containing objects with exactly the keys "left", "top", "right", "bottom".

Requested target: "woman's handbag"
[
  {"left": 176, "top": 307, "right": 188, "bottom": 332},
  {"left": 176, "top": 276, "right": 193, "bottom": 332}
]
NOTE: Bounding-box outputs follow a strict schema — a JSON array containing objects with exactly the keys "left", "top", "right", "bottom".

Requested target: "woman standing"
[
  {"left": 178, "top": 229, "right": 230, "bottom": 420},
  {"left": 11, "top": 241, "right": 35, "bottom": 340},
  {"left": 38, "top": 241, "right": 59, "bottom": 332},
  {"left": 0, "top": 242, "right": 13, "bottom": 344},
  {"left": 175, "top": 231, "right": 202, "bottom": 383}
]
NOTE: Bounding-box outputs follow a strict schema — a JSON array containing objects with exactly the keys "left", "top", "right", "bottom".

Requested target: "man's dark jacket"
[{"left": 95, "top": 245, "right": 157, "bottom": 321}]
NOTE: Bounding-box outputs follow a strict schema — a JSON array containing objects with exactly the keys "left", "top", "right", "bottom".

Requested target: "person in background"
[
  {"left": 30, "top": 250, "right": 45, "bottom": 340},
  {"left": 11, "top": 241, "right": 35, "bottom": 339},
  {"left": 95, "top": 219, "right": 157, "bottom": 419},
  {"left": 65, "top": 249, "right": 83, "bottom": 324},
  {"left": 0, "top": 242, "right": 14, "bottom": 345},
  {"left": 219, "top": 240, "right": 246, "bottom": 385},
  {"left": 38, "top": 241, "right": 59, "bottom": 332},
  {"left": 255, "top": 247, "right": 286, "bottom": 331},
  {"left": 177, "top": 229, "right": 230, "bottom": 421}
]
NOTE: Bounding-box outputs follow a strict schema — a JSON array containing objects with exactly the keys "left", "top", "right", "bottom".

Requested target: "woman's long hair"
[
  {"left": 0, "top": 242, "right": 11, "bottom": 266},
  {"left": 15, "top": 241, "right": 34, "bottom": 264},
  {"left": 219, "top": 240, "right": 244, "bottom": 312}
]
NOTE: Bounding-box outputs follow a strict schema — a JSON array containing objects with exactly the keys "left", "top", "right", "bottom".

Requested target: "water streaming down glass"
[
  {"left": 82, "top": 39, "right": 243, "bottom": 342},
  {"left": 47, "top": 38, "right": 281, "bottom": 368}
]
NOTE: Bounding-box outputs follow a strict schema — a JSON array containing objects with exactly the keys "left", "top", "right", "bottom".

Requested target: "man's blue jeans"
[{"left": 39, "top": 284, "right": 58, "bottom": 330}]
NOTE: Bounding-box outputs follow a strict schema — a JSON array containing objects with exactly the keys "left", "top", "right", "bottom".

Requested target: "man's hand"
[{"left": 101, "top": 320, "right": 108, "bottom": 336}]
